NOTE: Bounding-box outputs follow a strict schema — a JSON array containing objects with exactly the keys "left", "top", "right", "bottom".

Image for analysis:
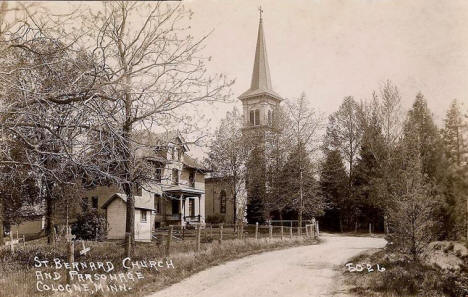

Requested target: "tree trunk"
[
  {"left": 46, "top": 193, "right": 56, "bottom": 245},
  {"left": 298, "top": 169, "right": 303, "bottom": 235},
  {"left": 233, "top": 191, "right": 237, "bottom": 225},
  {"left": 0, "top": 197, "right": 3, "bottom": 245},
  {"left": 123, "top": 183, "right": 135, "bottom": 257}
]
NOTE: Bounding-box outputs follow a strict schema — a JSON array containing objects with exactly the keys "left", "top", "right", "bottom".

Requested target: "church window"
[
  {"left": 254, "top": 109, "right": 260, "bottom": 126},
  {"left": 250, "top": 110, "right": 255, "bottom": 125},
  {"left": 268, "top": 110, "right": 272, "bottom": 125},
  {"left": 220, "top": 190, "right": 226, "bottom": 213}
]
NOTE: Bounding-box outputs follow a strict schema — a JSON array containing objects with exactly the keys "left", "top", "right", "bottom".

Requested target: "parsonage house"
[{"left": 86, "top": 131, "right": 209, "bottom": 242}]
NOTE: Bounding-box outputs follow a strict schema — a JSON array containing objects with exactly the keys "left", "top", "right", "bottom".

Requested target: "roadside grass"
[
  {"left": 0, "top": 235, "right": 318, "bottom": 297},
  {"left": 343, "top": 247, "right": 467, "bottom": 297}
]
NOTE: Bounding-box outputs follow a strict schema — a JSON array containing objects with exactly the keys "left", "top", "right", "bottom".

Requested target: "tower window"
[
  {"left": 254, "top": 109, "right": 260, "bottom": 126},
  {"left": 268, "top": 110, "right": 272, "bottom": 125},
  {"left": 250, "top": 110, "right": 255, "bottom": 125}
]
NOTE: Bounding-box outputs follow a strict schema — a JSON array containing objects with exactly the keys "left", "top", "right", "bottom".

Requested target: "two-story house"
[{"left": 95, "top": 131, "right": 207, "bottom": 242}]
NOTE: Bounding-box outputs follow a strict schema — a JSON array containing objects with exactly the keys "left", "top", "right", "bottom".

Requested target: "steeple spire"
[{"left": 239, "top": 9, "right": 282, "bottom": 101}]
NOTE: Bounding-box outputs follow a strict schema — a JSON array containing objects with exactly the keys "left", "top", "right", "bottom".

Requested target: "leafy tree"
[
  {"left": 279, "top": 144, "right": 324, "bottom": 222},
  {"left": 206, "top": 107, "right": 247, "bottom": 225}
]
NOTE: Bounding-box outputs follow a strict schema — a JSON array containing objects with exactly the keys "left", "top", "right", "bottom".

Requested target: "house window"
[
  {"left": 188, "top": 199, "right": 195, "bottom": 217},
  {"left": 154, "top": 194, "right": 161, "bottom": 214},
  {"left": 189, "top": 171, "right": 195, "bottom": 188},
  {"left": 155, "top": 166, "right": 162, "bottom": 183},
  {"left": 220, "top": 190, "right": 226, "bottom": 214},
  {"left": 92, "top": 196, "right": 98, "bottom": 209},
  {"left": 178, "top": 148, "right": 182, "bottom": 161},
  {"left": 172, "top": 169, "right": 179, "bottom": 185},
  {"left": 141, "top": 210, "right": 147, "bottom": 223},
  {"left": 171, "top": 199, "right": 180, "bottom": 214}
]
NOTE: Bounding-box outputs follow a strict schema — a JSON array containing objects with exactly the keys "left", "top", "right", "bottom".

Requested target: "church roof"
[{"left": 239, "top": 16, "right": 282, "bottom": 102}]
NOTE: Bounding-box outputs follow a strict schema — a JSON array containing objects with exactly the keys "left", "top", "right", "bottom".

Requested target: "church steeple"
[
  {"left": 240, "top": 9, "right": 282, "bottom": 129},
  {"left": 250, "top": 12, "right": 272, "bottom": 92}
]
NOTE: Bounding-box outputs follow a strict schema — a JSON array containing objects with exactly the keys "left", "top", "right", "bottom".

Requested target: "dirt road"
[{"left": 146, "top": 234, "right": 386, "bottom": 297}]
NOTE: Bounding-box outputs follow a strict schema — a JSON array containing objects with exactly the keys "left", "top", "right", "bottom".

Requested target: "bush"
[
  {"left": 206, "top": 214, "right": 225, "bottom": 224},
  {"left": 71, "top": 209, "right": 107, "bottom": 241}
]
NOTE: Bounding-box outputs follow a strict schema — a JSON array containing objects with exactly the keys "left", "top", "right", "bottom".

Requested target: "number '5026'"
[{"left": 345, "top": 263, "right": 385, "bottom": 272}]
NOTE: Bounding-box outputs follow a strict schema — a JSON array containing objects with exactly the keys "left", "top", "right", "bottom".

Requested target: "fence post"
[
  {"left": 219, "top": 224, "right": 223, "bottom": 243},
  {"left": 255, "top": 222, "right": 258, "bottom": 240},
  {"left": 166, "top": 225, "right": 173, "bottom": 256},
  {"left": 196, "top": 225, "right": 201, "bottom": 252},
  {"left": 289, "top": 226, "right": 293, "bottom": 239},
  {"left": 369, "top": 223, "right": 372, "bottom": 235},
  {"left": 182, "top": 225, "right": 185, "bottom": 240},
  {"left": 66, "top": 240, "right": 74, "bottom": 284},
  {"left": 316, "top": 221, "right": 320, "bottom": 237},
  {"left": 240, "top": 223, "right": 244, "bottom": 240},
  {"left": 269, "top": 225, "right": 273, "bottom": 240},
  {"left": 280, "top": 225, "right": 284, "bottom": 240},
  {"left": 305, "top": 224, "right": 309, "bottom": 237},
  {"left": 9, "top": 234, "right": 14, "bottom": 253}
]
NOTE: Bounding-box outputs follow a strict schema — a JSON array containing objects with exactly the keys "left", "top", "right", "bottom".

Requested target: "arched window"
[
  {"left": 220, "top": 190, "right": 226, "bottom": 214},
  {"left": 268, "top": 110, "right": 272, "bottom": 125},
  {"left": 250, "top": 110, "right": 255, "bottom": 125},
  {"left": 254, "top": 109, "right": 260, "bottom": 126}
]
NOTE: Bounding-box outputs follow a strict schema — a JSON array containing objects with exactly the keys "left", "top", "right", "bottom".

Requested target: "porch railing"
[{"left": 184, "top": 215, "right": 201, "bottom": 223}]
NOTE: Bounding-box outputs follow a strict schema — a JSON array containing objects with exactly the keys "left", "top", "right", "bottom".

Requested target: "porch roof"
[{"left": 162, "top": 185, "right": 204, "bottom": 197}]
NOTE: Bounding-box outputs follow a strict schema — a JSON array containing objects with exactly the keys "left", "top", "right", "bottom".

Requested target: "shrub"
[
  {"left": 71, "top": 209, "right": 107, "bottom": 240},
  {"left": 206, "top": 214, "right": 225, "bottom": 224}
]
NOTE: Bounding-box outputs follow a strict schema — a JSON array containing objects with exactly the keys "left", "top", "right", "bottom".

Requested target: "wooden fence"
[{"left": 156, "top": 221, "right": 320, "bottom": 256}]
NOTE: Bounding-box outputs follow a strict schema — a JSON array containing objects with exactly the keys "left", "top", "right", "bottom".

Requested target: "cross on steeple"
[{"left": 258, "top": 6, "right": 263, "bottom": 20}]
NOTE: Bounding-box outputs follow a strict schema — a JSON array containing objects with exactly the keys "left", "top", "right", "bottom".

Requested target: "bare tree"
[
  {"left": 79, "top": 2, "right": 232, "bottom": 255},
  {"left": 0, "top": 27, "right": 101, "bottom": 243},
  {"left": 284, "top": 93, "right": 323, "bottom": 232},
  {"left": 325, "top": 96, "right": 363, "bottom": 229}
]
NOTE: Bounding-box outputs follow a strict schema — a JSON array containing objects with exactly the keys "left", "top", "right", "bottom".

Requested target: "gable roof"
[
  {"left": 101, "top": 193, "right": 155, "bottom": 211},
  {"left": 183, "top": 154, "right": 210, "bottom": 172}
]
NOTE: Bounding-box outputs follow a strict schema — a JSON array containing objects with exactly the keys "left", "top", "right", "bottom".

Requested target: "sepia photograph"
[{"left": 0, "top": 0, "right": 467, "bottom": 296}]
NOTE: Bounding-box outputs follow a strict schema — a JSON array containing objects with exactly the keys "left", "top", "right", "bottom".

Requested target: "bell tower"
[
  {"left": 241, "top": 9, "right": 282, "bottom": 224},
  {"left": 239, "top": 8, "right": 282, "bottom": 132}
]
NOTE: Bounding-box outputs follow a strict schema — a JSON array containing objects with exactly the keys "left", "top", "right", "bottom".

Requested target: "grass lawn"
[{"left": 0, "top": 232, "right": 318, "bottom": 297}]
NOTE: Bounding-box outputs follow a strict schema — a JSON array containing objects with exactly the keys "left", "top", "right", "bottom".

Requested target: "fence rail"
[{"left": 155, "top": 221, "right": 320, "bottom": 256}]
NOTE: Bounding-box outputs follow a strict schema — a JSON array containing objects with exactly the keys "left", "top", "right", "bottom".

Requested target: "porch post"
[
  {"left": 180, "top": 194, "right": 183, "bottom": 226},
  {"left": 198, "top": 194, "right": 201, "bottom": 223}
]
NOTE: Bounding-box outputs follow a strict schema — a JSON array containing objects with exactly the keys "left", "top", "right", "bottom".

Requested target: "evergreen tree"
[
  {"left": 319, "top": 149, "right": 348, "bottom": 231},
  {"left": 441, "top": 100, "right": 468, "bottom": 239},
  {"left": 353, "top": 106, "right": 386, "bottom": 232}
]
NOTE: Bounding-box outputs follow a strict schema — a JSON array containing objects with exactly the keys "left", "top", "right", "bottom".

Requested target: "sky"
[
  {"left": 21, "top": 0, "right": 468, "bottom": 156},
  {"left": 181, "top": 0, "right": 468, "bottom": 125}
]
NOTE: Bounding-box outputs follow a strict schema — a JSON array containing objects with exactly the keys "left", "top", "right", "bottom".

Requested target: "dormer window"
[{"left": 172, "top": 169, "right": 179, "bottom": 185}]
